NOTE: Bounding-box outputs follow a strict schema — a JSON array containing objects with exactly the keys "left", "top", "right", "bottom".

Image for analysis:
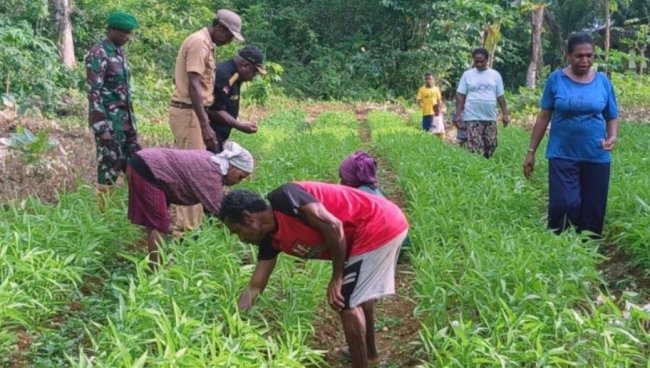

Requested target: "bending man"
[{"left": 219, "top": 182, "right": 409, "bottom": 368}]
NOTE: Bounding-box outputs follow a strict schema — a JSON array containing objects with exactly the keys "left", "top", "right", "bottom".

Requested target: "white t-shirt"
[{"left": 457, "top": 68, "right": 504, "bottom": 122}]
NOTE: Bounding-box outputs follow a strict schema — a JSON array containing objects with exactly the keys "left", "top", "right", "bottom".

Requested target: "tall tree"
[
  {"left": 526, "top": 3, "right": 545, "bottom": 88},
  {"left": 604, "top": 0, "right": 612, "bottom": 74},
  {"left": 603, "top": 0, "right": 633, "bottom": 74},
  {"left": 482, "top": 22, "right": 502, "bottom": 68},
  {"left": 53, "top": 0, "right": 75, "bottom": 68}
]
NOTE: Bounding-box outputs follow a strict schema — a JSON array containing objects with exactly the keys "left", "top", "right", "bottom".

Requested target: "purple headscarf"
[{"left": 338, "top": 151, "right": 378, "bottom": 189}]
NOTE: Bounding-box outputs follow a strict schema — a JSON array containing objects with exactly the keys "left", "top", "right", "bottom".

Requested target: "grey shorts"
[{"left": 341, "top": 229, "right": 408, "bottom": 309}]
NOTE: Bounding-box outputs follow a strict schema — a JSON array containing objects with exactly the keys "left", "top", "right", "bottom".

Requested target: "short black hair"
[
  {"left": 218, "top": 189, "right": 268, "bottom": 224},
  {"left": 424, "top": 72, "right": 433, "bottom": 78},
  {"left": 566, "top": 32, "right": 594, "bottom": 54},
  {"left": 472, "top": 48, "right": 489, "bottom": 59}
]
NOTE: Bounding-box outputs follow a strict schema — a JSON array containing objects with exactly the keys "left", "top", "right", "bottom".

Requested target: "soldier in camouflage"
[{"left": 86, "top": 12, "right": 140, "bottom": 187}]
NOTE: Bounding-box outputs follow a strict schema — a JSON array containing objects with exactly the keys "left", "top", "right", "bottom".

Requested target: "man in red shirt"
[{"left": 218, "top": 181, "right": 409, "bottom": 368}]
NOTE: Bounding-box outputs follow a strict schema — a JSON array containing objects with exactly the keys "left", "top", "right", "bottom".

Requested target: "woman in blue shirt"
[{"left": 523, "top": 32, "right": 619, "bottom": 236}]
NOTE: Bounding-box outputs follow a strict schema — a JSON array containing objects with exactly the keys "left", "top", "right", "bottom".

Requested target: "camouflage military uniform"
[{"left": 86, "top": 38, "right": 139, "bottom": 185}]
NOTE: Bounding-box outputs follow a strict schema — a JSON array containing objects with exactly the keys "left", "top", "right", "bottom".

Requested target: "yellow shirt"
[
  {"left": 171, "top": 28, "right": 215, "bottom": 106},
  {"left": 416, "top": 85, "right": 442, "bottom": 116}
]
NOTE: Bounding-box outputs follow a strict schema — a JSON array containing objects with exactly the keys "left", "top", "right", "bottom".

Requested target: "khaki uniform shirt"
[{"left": 171, "top": 27, "right": 215, "bottom": 106}]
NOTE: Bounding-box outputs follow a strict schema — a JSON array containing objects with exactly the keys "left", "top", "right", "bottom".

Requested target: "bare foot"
[{"left": 332, "top": 346, "right": 380, "bottom": 365}]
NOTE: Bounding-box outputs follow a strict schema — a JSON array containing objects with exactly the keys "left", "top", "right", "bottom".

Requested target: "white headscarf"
[{"left": 210, "top": 141, "right": 254, "bottom": 175}]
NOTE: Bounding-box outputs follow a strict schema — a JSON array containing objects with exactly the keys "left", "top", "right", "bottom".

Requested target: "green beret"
[{"left": 106, "top": 12, "right": 138, "bottom": 31}]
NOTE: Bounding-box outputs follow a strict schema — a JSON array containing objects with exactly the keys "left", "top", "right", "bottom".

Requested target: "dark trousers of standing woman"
[{"left": 548, "top": 158, "right": 611, "bottom": 236}]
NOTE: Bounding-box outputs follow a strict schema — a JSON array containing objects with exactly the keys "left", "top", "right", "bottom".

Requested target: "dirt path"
[
  {"left": 309, "top": 104, "right": 423, "bottom": 367},
  {"left": 599, "top": 243, "right": 650, "bottom": 305}
]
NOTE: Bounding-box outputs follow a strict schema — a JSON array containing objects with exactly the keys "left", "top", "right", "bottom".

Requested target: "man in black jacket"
[{"left": 207, "top": 46, "right": 266, "bottom": 152}]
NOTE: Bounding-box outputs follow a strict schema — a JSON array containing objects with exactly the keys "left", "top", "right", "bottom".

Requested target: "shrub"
[
  {"left": 0, "top": 19, "right": 80, "bottom": 114},
  {"left": 0, "top": 125, "right": 59, "bottom": 165}
]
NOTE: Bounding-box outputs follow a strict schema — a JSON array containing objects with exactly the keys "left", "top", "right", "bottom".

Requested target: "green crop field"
[
  {"left": 1, "top": 105, "right": 649, "bottom": 367},
  {"left": 3, "top": 0, "right": 650, "bottom": 365}
]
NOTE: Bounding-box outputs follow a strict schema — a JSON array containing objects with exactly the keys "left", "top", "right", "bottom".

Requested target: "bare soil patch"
[
  {"left": 618, "top": 106, "right": 650, "bottom": 124},
  {"left": 0, "top": 106, "right": 177, "bottom": 204},
  {"left": 239, "top": 105, "right": 273, "bottom": 126},
  {"left": 510, "top": 104, "right": 650, "bottom": 131},
  {"left": 599, "top": 243, "right": 650, "bottom": 303},
  {"left": 0, "top": 109, "right": 96, "bottom": 203},
  {"left": 7, "top": 328, "right": 32, "bottom": 368},
  {"left": 355, "top": 101, "right": 412, "bottom": 121}
]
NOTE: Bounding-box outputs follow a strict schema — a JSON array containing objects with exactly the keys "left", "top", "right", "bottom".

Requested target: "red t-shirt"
[{"left": 258, "top": 182, "right": 408, "bottom": 260}]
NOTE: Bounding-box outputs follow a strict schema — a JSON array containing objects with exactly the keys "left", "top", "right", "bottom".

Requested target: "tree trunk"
[
  {"left": 604, "top": 0, "right": 610, "bottom": 76},
  {"left": 53, "top": 0, "right": 76, "bottom": 68},
  {"left": 481, "top": 22, "right": 501, "bottom": 68},
  {"left": 526, "top": 5, "right": 544, "bottom": 89},
  {"left": 639, "top": 46, "right": 647, "bottom": 74}
]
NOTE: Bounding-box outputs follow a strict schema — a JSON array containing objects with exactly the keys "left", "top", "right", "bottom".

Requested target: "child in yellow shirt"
[{"left": 416, "top": 73, "right": 444, "bottom": 138}]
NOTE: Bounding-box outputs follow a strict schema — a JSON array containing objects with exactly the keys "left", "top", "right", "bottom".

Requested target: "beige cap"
[{"left": 216, "top": 9, "right": 244, "bottom": 42}]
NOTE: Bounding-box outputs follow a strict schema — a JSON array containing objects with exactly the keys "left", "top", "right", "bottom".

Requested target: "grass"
[
  {"left": 368, "top": 111, "right": 650, "bottom": 366},
  {"left": 607, "top": 123, "right": 650, "bottom": 273},
  {"left": 1, "top": 107, "right": 365, "bottom": 366},
  {"left": 0, "top": 186, "right": 141, "bottom": 366}
]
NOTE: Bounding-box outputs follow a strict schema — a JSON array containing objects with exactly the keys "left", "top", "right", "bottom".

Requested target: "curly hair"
[{"left": 218, "top": 189, "right": 268, "bottom": 224}]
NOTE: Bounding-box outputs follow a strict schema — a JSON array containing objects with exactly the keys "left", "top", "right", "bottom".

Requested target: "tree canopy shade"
[
  {"left": 0, "top": 0, "right": 648, "bottom": 108},
  {"left": 240, "top": 0, "right": 649, "bottom": 96}
]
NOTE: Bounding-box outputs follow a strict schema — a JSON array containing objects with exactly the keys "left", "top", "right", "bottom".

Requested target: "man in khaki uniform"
[{"left": 169, "top": 9, "right": 244, "bottom": 232}]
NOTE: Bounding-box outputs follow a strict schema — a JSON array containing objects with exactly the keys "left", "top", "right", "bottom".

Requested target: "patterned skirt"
[{"left": 127, "top": 165, "right": 170, "bottom": 233}]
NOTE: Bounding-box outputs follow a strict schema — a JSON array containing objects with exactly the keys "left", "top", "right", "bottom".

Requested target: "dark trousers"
[
  {"left": 548, "top": 158, "right": 610, "bottom": 236},
  {"left": 422, "top": 115, "right": 433, "bottom": 131},
  {"left": 95, "top": 129, "right": 139, "bottom": 185}
]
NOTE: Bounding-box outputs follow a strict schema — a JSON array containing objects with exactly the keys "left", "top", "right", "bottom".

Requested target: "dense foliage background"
[{"left": 0, "top": 0, "right": 649, "bottom": 113}]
